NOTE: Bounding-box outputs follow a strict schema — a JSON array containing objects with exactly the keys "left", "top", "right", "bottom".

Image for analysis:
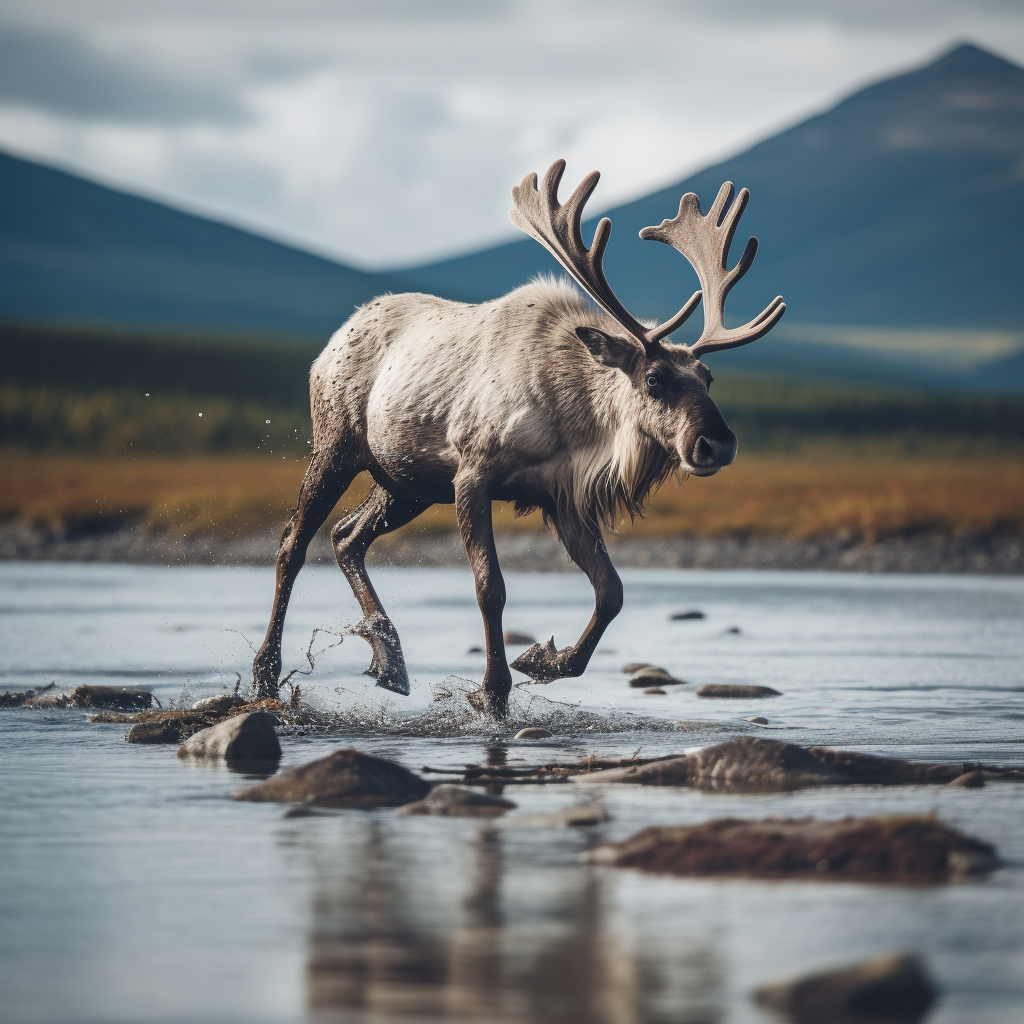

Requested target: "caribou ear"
[{"left": 575, "top": 327, "right": 643, "bottom": 374}]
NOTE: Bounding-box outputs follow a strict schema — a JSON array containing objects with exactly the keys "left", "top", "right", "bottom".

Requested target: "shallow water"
[{"left": 1, "top": 562, "right": 1023, "bottom": 1023}]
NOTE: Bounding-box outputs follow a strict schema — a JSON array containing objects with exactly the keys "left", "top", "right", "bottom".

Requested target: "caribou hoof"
[
  {"left": 252, "top": 654, "right": 282, "bottom": 700},
  {"left": 510, "top": 637, "right": 576, "bottom": 682},
  {"left": 467, "top": 684, "right": 509, "bottom": 719},
  {"left": 352, "top": 614, "right": 411, "bottom": 696}
]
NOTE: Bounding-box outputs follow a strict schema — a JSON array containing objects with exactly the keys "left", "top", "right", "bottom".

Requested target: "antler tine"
[
  {"left": 510, "top": 160, "right": 653, "bottom": 347},
  {"left": 640, "top": 181, "right": 785, "bottom": 357},
  {"left": 645, "top": 289, "right": 702, "bottom": 345}
]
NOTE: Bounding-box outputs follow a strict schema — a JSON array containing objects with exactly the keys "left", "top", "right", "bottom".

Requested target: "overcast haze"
[{"left": 1, "top": 0, "right": 1022, "bottom": 267}]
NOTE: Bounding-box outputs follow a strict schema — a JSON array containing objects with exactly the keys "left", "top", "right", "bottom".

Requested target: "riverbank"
[
  {"left": 4, "top": 451, "right": 1023, "bottom": 573},
  {"left": 2, "top": 521, "right": 1020, "bottom": 574}
]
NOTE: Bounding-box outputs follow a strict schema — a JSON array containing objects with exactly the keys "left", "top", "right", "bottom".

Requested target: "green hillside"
[
  {"left": 3, "top": 324, "right": 1021, "bottom": 457},
  {"left": 0, "top": 151, "right": 401, "bottom": 336}
]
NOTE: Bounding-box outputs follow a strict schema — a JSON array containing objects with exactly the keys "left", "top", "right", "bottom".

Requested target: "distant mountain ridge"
[
  {"left": 1, "top": 43, "right": 1022, "bottom": 393},
  {"left": 0, "top": 149, "right": 403, "bottom": 337},
  {"left": 403, "top": 44, "right": 1024, "bottom": 335}
]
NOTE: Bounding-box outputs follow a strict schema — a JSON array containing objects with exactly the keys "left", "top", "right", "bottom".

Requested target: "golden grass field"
[{"left": 4, "top": 451, "right": 1023, "bottom": 543}]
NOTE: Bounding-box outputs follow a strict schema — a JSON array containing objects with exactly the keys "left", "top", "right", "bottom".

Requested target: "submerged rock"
[
  {"left": 282, "top": 805, "right": 330, "bottom": 818},
  {"left": 113, "top": 698, "right": 287, "bottom": 744},
  {"left": 397, "top": 784, "right": 516, "bottom": 817},
  {"left": 621, "top": 662, "right": 655, "bottom": 674},
  {"left": 746, "top": 716, "right": 769, "bottom": 725},
  {"left": 670, "top": 610, "right": 705, "bottom": 621},
  {"left": 587, "top": 814, "right": 999, "bottom": 881},
  {"left": 126, "top": 720, "right": 183, "bottom": 744},
  {"left": 948, "top": 770, "right": 985, "bottom": 789},
  {"left": 503, "top": 629, "right": 536, "bottom": 645},
  {"left": 511, "top": 804, "right": 612, "bottom": 828},
  {"left": 754, "top": 952, "right": 937, "bottom": 1021},
  {"left": 629, "top": 667, "right": 686, "bottom": 688},
  {"left": 573, "top": 737, "right": 969, "bottom": 793},
  {"left": 514, "top": 727, "right": 553, "bottom": 740},
  {"left": 696, "top": 684, "right": 780, "bottom": 698},
  {"left": 643, "top": 687, "right": 667, "bottom": 695},
  {"left": 177, "top": 711, "right": 281, "bottom": 762},
  {"left": 233, "top": 748, "right": 431, "bottom": 809}
]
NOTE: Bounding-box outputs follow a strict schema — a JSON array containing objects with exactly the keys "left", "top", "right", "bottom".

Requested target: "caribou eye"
[{"left": 645, "top": 372, "right": 663, "bottom": 395}]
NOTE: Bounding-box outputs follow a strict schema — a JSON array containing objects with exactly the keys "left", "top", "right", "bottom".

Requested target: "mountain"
[
  {"left": 1, "top": 42, "right": 1022, "bottom": 387},
  {"left": 400, "top": 43, "right": 1024, "bottom": 366},
  {"left": 0, "top": 149, "right": 400, "bottom": 337}
]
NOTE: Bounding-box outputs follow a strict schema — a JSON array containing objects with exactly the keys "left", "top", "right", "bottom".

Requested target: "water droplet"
[
  {"left": 266, "top": 419, "right": 271, "bottom": 424},
  {"left": 198, "top": 412, "right": 203, "bottom": 417}
]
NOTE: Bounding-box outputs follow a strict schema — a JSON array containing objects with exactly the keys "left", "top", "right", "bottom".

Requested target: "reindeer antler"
[
  {"left": 510, "top": 160, "right": 701, "bottom": 352},
  {"left": 640, "top": 182, "right": 785, "bottom": 357}
]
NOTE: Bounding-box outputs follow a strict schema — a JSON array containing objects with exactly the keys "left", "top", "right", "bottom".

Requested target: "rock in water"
[
  {"left": 696, "top": 684, "right": 780, "bottom": 698},
  {"left": 177, "top": 711, "right": 281, "bottom": 762},
  {"left": 70, "top": 685, "right": 154, "bottom": 710},
  {"left": 629, "top": 667, "right": 686, "bottom": 687},
  {"left": 191, "top": 694, "right": 248, "bottom": 713},
  {"left": 948, "top": 770, "right": 985, "bottom": 788},
  {"left": 126, "top": 720, "right": 183, "bottom": 744},
  {"left": 643, "top": 687, "right": 667, "bottom": 695},
  {"left": 573, "top": 737, "right": 971, "bottom": 793},
  {"left": 23, "top": 691, "right": 72, "bottom": 708},
  {"left": 510, "top": 805, "right": 612, "bottom": 828},
  {"left": 670, "top": 610, "right": 704, "bottom": 621},
  {"left": 1, "top": 689, "right": 37, "bottom": 707},
  {"left": 754, "top": 952, "right": 937, "bottom": 1021},
  {"left": 233, "top": 749, "right": 431, "bottom": 809},
  {"left": 503, "top": 629, "right": 536, "bottom": 645},
  {"left": 746, "top": 716, "right": 769, "bottom": 725},
  {"left": 587, "top": 815, "right": 999, "bottom": 881},
  {"left": 621, "top": 662, "right": 655, "bottom": 674},
  {"left": 514, "top": 727, "right": 553, "bottom": 739},
  {"left": 397, "top": 785, "right": 516, "bottom": 817}
]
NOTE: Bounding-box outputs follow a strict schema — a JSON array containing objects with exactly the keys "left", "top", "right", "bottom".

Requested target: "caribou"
[{"left": 252, "top": 160, "right": 785, "bottom": 716}]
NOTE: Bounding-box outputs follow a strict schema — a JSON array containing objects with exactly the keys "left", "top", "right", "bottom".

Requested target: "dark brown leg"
[
  {"left": 331, "top": 484, "right": 430, "bottom": 695},
  {"left": 455, "top": 470, "right": 511, "bottom": 717},
  {"left": 511, "top": 513, "right": 622, "bottom": 682},
  {"left": 253, "top": 456, "right": 355, "bottom": 698}
]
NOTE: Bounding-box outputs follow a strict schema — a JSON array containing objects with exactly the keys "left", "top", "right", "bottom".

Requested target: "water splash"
[{"left": 282, "top": 675, "right": 730, "bottom": 739}]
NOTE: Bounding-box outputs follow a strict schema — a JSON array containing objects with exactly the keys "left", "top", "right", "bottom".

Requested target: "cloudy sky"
[{"left": 1, "top": 0, "right": 1022, "bottom": 267}]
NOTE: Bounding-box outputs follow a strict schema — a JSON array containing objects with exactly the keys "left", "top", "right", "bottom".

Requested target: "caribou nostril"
[
  {"left": 692, "top": 436, "right": 717, "bottom": 466},
  {"left": 691, "top": 435, "right": 738, "bottom": 467}
]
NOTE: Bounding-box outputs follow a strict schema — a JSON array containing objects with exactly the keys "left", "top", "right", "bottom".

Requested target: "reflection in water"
[{"left": 292, "top": 815, "right": 723, "bottom": 1024}]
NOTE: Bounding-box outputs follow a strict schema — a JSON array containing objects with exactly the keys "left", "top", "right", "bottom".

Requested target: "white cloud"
[{"left": 0, "top": 0, "right": 1022, "bottom": 266}]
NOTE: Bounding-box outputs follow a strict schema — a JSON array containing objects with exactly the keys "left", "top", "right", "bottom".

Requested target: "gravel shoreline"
[{"left": 2, "top": 523, "right": 1021, "bottom": 574}]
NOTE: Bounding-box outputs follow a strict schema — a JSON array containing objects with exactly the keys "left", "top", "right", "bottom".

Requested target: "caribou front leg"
[
  {"left": 455, "top": 469, "right": 512, "bottom": 717},
  {"left": 511, "top": 514, "right": 622, "bottom": 682}
]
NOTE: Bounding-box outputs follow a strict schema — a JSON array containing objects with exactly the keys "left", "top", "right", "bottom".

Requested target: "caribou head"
[{"left": 510, "top": 159, "right": 786, "bottom": 477}]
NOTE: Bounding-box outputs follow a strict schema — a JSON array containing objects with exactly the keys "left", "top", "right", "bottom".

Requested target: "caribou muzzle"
[{"left": 688, "top": 431, "right": 738, "bottom": 475}]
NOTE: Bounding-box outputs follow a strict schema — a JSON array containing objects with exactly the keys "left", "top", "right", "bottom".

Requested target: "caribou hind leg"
[
  {"left": 455, "top": 470, "right": 512, "bottom": 718},
  {"left": 511, "top": 513, "right": 623, "bottom": 682},
  {"left": 253, "top": 455, "right": 356, "bottom": 699},
  {"left": 332, "top": 483, "right": 430, "bottom": 695}
]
